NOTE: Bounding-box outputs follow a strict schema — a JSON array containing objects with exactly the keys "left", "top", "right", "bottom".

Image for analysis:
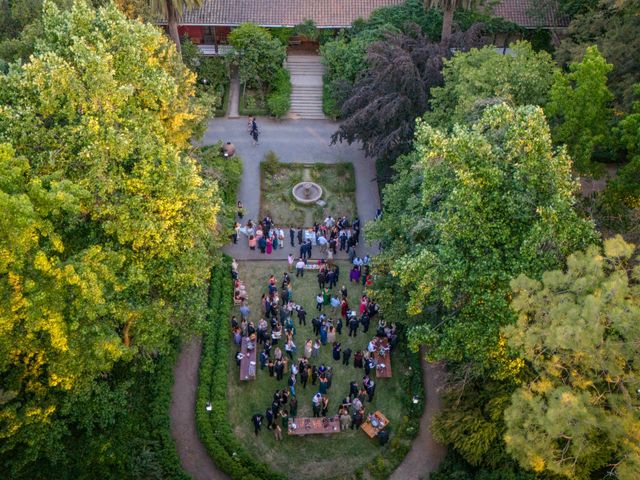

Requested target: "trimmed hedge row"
[{"left": 196, "top": 256, "right": 285, "bottom": 480}]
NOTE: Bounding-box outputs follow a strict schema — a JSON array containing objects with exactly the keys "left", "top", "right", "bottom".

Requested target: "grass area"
[
  {"left": 228, "top": 261, "right": 406, "bottom": 480},
  {"left": 260, "top": 157, "right": 357, "bottom": 228}
]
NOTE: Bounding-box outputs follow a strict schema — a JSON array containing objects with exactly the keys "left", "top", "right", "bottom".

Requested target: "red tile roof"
[
  {"left": 489, "top": 0, "right": 570, "bottom": 28},
  {"left": 161, "top": 0, "right": 569, "bottom": 30},
  {"left": 167, "top": 0, "right": 405, "bottom": 28}
]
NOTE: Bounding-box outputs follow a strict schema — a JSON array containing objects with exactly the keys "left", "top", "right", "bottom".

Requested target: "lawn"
[
  {"left": 228, "top": 260, "right": 406, "bottom": 479},
  {"left": 260, "top": 155, "right": 357, "bottom": 228}
]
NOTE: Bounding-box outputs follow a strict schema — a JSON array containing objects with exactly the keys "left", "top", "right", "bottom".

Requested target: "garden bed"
[
  {"left": 260, "top": 157, "right": 357, "bottom": 228},
  {"left": 239, "top": 85, "right": 269, "bottom": 117}
]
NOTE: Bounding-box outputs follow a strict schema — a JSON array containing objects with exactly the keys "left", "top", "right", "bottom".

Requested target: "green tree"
[
  {"left": 228, "top": 23, "right": 286, "bottom": 89},
  {"left": 0, "top": 1, "right": 218, "bottom": 474},
  {"left": 367, "top": 104, "right": 597, "bottom": 374},
  {"left": 546, "top": 45, "right": 614, "bottom": 175},
  {"left": 149, "top": 0, "right": 203, "bottom": 52},
  {"left": 606, "top": 84, "right": 640, "bottom": 209},
  {"left": 556, "top": 0, "right": 640, "bottom": 111},
  {"left": 503, "top": 236, "right": 640, "bottom": 480},
  {"left": 428, "top": 41, "right": 558, "bottom": 129}
]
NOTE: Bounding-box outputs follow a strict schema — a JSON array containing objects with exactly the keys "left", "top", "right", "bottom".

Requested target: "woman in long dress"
[{"left": 266, "top": 237, "right": 273, "bottom": 254}]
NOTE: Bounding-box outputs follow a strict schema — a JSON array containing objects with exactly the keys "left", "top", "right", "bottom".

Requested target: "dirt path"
[
  {"left": 170, "top": 337, "right": 229, "bottom": 480},
  {"left": 389, "top": 350, "right": 448, "bottom": 480}
]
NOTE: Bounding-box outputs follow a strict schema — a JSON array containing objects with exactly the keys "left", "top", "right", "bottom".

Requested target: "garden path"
[
  {"left": 170, "top": 337, "right": 229, "bottom": 480},
  {"left": 226, "top": 67, "right": 240, "bottom": 118},
  {"left": 390, "top": 353, "right": 448, "bottom": 480},
  {"left": 199, "top": 117, "right": 381, "bottom": 260}
]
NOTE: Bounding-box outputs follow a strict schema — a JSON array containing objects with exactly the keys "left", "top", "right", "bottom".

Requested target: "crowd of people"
[{"left": 234, "top": 262, "right": 399, "bottom": 441}]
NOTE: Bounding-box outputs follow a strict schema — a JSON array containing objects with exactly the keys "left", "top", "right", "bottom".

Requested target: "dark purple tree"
[{"left": 332, "top": 23, "right": 487, "bottom": 168}]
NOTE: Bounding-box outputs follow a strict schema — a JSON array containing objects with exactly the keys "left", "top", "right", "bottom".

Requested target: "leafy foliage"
[
  {"left": 228, "top": 23, "right": 286, "bottom": 89},
  {"left": 546, "top": 45, "right": 614, "bottom": 175},
  {"left": 504, "top": 236, "right": 640, "bottom": 480},
  {"left": 266, "top": 67, "right": 292, "bottom": 118},
  {"left": 428, "top": 41, "right": 558, "bottom": 129},
  {"left": 332, "top": 24, "right": 487, "bottom": 164},
  {"left": 0, "top": 1, "right": 218, "bottom": 475},
  {"left": 555, "top": 0, "right": 640, "bottom": 111},
  {"left": 367, "top": 104, "right": 597, "bottom": 374}
]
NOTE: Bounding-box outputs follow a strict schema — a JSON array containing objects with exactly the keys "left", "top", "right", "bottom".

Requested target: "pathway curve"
[
  {"left": 390, "top": 351, "right": 448, "bottom": 480},
  {"left": 170, "top": 337, "right": 229, "bottom": 480}
]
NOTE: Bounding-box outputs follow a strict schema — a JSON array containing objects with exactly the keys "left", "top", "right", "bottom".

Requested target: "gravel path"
[
  {"left": 170, "top": 337, "right": 229, "bottom": 480},
  {"left": 390, "top": 351, "right": 448, "bottom": 480}
]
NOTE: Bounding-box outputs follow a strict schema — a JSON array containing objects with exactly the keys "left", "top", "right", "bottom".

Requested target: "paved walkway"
[
  {"left": 170, "top": 337, "right": 228, "bottom": 480},
  {"left": 199, "top": 117, "right": 381, "bottom": 260},
  {"left": 226, "top": 67, "right": 240, "bottom": 118}
]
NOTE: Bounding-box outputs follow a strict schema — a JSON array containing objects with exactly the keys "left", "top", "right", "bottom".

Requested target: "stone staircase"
[{"left": 285, "top": 55, "right": 325, "bottom": 120}]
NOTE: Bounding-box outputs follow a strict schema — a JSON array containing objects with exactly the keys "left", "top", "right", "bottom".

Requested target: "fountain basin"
[{"left": 292, "top": 181, "right": 323, "bottom": 205}]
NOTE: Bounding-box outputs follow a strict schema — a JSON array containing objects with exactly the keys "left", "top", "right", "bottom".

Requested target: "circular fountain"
[{"left": 292, "top": 181, "right": 323, "bottom": 205}]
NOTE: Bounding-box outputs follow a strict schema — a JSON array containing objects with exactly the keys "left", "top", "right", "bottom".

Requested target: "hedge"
[
  {"left": 266, "top": 67, "right": 292, "bottom": 118},
  {"left": 196, "top": 256, "right": 285, "bottom": 480}
]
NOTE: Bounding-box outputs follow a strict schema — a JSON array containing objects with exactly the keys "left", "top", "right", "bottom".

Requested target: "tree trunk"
[
  {"left": 167, "top": 1, "right": 181, "bottom": 53},
  {"left": 441, "top": 6, "right": 454, "bottom": 42}
]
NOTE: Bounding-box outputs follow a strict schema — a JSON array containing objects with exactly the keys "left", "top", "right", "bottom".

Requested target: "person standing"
[
  {"left": 297, "top": 227, "right": 303, "bottom": 246},
  {"left": 252, "top": 413, "right": 264, "bottom": 435},
  {"left": 288, "top": 254, "right": 294, "bottom": 272},
  {"left": 250, "top": 116, "right": 259, "bottom": 146},
  {"left": 342, "top": 347, "right": 352, "bottom": 366},
  {"left": 289, "top": 226, "right": 296, "bottom": 247},
  {"left": 296, "top": 258, "right": 305, "bottom": 277}
]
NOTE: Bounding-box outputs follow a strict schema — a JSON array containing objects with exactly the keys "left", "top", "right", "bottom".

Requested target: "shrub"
[
  {"left": 196, "top": 257, "right": 285, "bottom": 480},
  {"left": 267, "top": 68, "right": 292, "bottom": 118}
]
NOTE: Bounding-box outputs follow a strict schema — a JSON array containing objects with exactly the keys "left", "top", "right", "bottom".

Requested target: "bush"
[
  {"left": 267, "top": 68, "right": 292, "bottom": 118},
  {"left": 229, "top": 23, "right": 286, "bottom": 89}
]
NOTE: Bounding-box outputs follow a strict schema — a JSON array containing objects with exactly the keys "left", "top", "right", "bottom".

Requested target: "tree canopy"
[
  {"left": 228, "top": 23, "right": 286, "bottom": 89},
  {"left": 0, "top": 1, "right": 219, "bottom": 474},
  {"left": 428, "top": 41, "right": 558, "bottom": 129},
  {"left": 545, "top": 45, "right": 614, "bottom": 175},
  {"left": 332, "top": 24, "right": 486, "bottom": 166},
  {"left": 504, "top": 236, "right": 640, "bottom": 480},
  {"left": 367, "top": 104, "right": 597, "bottom": 373}
]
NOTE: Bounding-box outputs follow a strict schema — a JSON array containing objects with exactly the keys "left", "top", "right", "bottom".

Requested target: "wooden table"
[
  {"left": 288, "top": 416, "right": 340, "bottom": 435},
  {"left": 373, "top": 337, "right": 392, "bottom": 378},
  {"left": 361, "top": 411, "right": 389, "bottom": 438},
  {"left": 239, "top": 337, "right": 257, "bottom": 381}
]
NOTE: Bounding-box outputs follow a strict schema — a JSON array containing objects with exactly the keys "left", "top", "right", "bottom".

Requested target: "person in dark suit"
[
  {"left": 252, "top": 413, "right": 264, "bottom": 435},
  {"left": 289, "top": 226, "right": 296, "bottom": 247},
  {"left": 297, "top": 227, "right": 303, "bottom": 245}
]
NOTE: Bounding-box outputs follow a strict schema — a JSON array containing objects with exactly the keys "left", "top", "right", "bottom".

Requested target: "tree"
[
  {"left": 332, "top": 24, "right": 486, "bottom": 167},
  {"left": 228, "top": 23, "right": 286, "bottom": 89},
  {"left": 0, "top": 1, "right": 218, "bottom": 474},
  {"left": 606, "top": 84, "right": 640, "bottom": 209},
  {"left": 367, "top": 104, "right": 597, "bottom": 374},
  {"left": 555, "top": 0, "right": 640, "bottom": 111},
  {"left": 546, "top": 45, "right": 614, "bottom": 175},
  {"left": 503, "top": 236, "right": 640, "bottom": 480},
  {"left": 150, "top": 0, "right": 203, "bottom": 52},
  {"left": 424, "top": 0, "right": 475, "bottom": 41},
  {"left": 428, "top": 41, "right": 558, "bottom": 129}
]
